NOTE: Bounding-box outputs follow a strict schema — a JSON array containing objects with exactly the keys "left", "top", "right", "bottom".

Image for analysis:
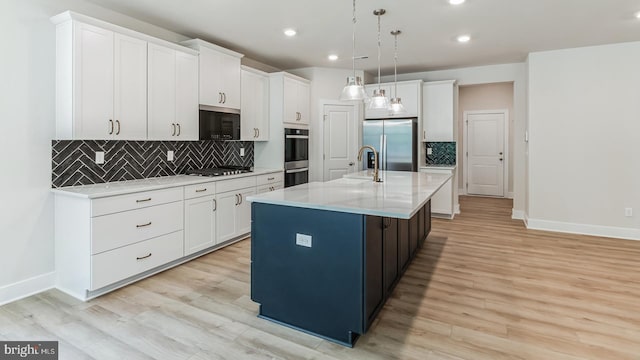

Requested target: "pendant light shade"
[
  {"left": 368, "top": 9, "right": 389, "bottom": 110},
  {"left": 389, "top": 29, "right": 406, "bottom": 115},
  {"left": 339, "top": 0, "right": 367, "bottom": 101}
]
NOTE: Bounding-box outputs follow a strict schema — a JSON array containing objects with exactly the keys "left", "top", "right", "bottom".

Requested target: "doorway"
[
  {"left": 463, "top": 110, "right": 509, "bottom": 197},
  {"left": 322, "top": 103, "right": 358, "bottom": 181}
]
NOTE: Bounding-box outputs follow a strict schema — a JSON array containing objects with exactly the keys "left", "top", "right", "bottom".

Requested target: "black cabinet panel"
[
  {"left": 422, "top": 200, "right": 431, "bottom": 247},
  {"left": 418, "top": 207, "right": 425, "bottom": 244},
  {"left": 398, "top": 219, "right": 410, "bottom": 271},
  {"left": 365, "top": 215, "right": 383, "bottom": 329},
  {"left": 409, "top": 214, "right": 419, "bottom": 257},
  {"left": 383, "top": 218, "right": 399, "bottom": 295}
]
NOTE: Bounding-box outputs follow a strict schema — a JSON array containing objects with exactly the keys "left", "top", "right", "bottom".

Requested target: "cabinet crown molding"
[
  {"left": 181, "top": 39, "right": 244, "bottom": 58},
  {"left": 50, "top": 11, "right": 198, "bottom": 56},
  {"left": 269, "top": 71, "right": 311, "bottom": 84}
]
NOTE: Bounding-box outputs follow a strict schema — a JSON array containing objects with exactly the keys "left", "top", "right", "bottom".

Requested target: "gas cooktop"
[{"left": 187, "top": 166, "right": 252, "bottom": 177}]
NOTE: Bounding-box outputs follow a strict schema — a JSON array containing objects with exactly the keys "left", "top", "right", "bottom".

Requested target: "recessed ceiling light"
[
  {"left": 328, "top": 54, "right": 339, "bottom": 61},
  {"left": 635, "top": 11, "right": 640, "bottom": 19},
  {"left": 457, "top": 34, "right": 471, "bottom": 43},
  {"left": 284, "top": 28, "right": 297, "bottom": 37},
  {"left": 449, "top": 0, "right": 465, "bottom": 5}
]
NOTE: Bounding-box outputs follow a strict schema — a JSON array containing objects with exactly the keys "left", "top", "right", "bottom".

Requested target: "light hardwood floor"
[{"left": 2, "top": 196, "right": 640, "bottom": 359}]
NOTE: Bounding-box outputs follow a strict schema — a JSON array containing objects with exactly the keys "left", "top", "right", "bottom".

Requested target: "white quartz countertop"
[
  {"left": 247, "top": 170, "right": 451, "bottom": 219},
  {"left": 52, "top": 168, "right": 283, "bottom": 199}
]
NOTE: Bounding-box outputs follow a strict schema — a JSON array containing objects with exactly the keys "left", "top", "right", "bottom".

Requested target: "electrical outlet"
[
  {"left": 295, "top": 233, "right": 312, "bottom": 248},
  {"left": 95, "top": 151, "right": 105, "bottom": 164},
  {"left": 167, "top": 150, "right": 174, "bottom": 162},
  {"left": 240, "top": 147, "right": 245, "bottom": 157},
  {"left": 625, "top": 208, "right": 633, "bottom": 217},
  {"left": 427, "top": 147, "right": 433, "bottom": 155}
]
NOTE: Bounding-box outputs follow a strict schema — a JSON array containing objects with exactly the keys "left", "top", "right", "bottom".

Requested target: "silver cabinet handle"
[
  {"left": 171, "top": 123, "right": 176, "bottom": 136},
  {"left": 195, "top": 188, "right": 207, "bottom": 192},
  {"left": 267, "top": 177, "right": 275, "bottom": 181},
  {"left": 235, "top": 194, "right": 239, "bottom": 205},
  {"left": 257, "top": 128, "right": 260, "bottom": 138},
  {"left": 222, "top": 93, "right": 226, "bottom": 104},
  {"left": 108, "top": 119, "right": 114, "bottom": 135},
  {"left": 254, "top": 128, "right": 258, "bottom": 138},
  {"left": 176, "top": 123, "right": 181, "bottom": 136},
  {"left": 136, "top": 198, "right": 152, "bottom": 203},
  {"left": 212, "top": 199, "right": 217, "bottom": 211},
  {"left": 218, "top": 92, "right": 222, "bottom": 104},
  {"left": 136, "top": 253, "right": 152, "bottom": 260},
  {"left": 115, "top": 120, "right": 121, "bottom": 135},
  {"left": 136, "top": 221, "right": 152, "bottom": 228},
  {"left": 238, "top": 193, "right": 242, "bottom": 205}
]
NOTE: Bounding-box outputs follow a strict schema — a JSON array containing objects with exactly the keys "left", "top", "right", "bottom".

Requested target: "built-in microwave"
[{"left": 199, "top": 105, "right": 240, "bottom": 140}]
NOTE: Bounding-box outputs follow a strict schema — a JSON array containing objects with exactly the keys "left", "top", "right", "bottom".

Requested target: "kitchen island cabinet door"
[
  {"left": 398, "top": 219, "right": 410, "bottom": 272},
  {"left": 365, "top": 216, "right": 384, "bottom": 329},
  {"left": 383, "top": 217, "right": 399, "bottom": 296},
  {"left": 184, "top": 195, "right": 216, "bottom": 255}
]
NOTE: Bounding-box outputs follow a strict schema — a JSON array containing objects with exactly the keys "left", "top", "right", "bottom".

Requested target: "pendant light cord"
[
  {"left": 394, "top": 32, "right": 398, "bottom": 97},
  {"left": 352, "top": 0, "right": 356, "bottom": 80},
  {"left": 376, "top": 12, "right": 382, "bottom": 91}
]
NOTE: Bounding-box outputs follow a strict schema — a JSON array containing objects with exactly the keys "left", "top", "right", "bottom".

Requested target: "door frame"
[
  {"left": 463, "top": 109, "right": 509, "bottom": 197},
  {"left": 319, "top": 99, "right": 362, "bottom": 182}
]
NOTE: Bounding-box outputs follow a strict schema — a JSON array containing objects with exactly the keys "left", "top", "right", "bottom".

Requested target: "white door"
[
  {"left": 215, "top": 190, "right": 238, "bottom": 243},
  {"left": 74, "top": 22, "right": 114, "bottom": 139},
  {"left": 323, "top": 104, "right": 358, "bottom": 181},
  {"left": 114, "top": 33, "right": 147, "bottom": 140},
  {"left": 466, "top": 112, "right": 505, "bottom": 196},
  {"left": 184, "top": 196, "right": 216, "bottom": 255},
  {"left": 175, "top": 51, "right": 199, "bottom": 140},
  {"left": 147, "top": 44, "right": 176, "bottom": 140}
]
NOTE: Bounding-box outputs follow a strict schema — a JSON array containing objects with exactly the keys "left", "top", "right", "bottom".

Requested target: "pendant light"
[
  {"left": 340, "top": 0, "right": 367, "bottom": 101},
  {"left": 389, "top": 29, "right": 407, "bottom": 115},
  {"left": 368, "top": 9, "right": 390, "bottom": 110}
]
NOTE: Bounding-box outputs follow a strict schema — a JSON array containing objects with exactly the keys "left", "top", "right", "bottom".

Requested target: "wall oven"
[{"left": 284, "top": 128, "right": 309, "bottom": 187}]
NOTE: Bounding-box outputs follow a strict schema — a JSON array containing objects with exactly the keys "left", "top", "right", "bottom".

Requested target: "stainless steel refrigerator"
[{"left": 362, "top": 118, "right": 418, "bottom": 172}]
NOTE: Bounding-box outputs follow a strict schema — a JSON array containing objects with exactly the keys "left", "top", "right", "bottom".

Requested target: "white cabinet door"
[
  {"left": 241, "top": 68, "right": 269, "bottom": 141},
  {"left": 113, "top": 33, "right": 147, "bottom": 140},
  {"left": 74, "top": 22, "right": 114, "bottom": 139},
  {"left": 236, "top": 188, "right": 255, "bottom": 236},
  {"left": 423, "top": 82, "right": 455, "bottom": 142},
  {"left": 393, "top": 82, "right": 420, "bottom": 118},
  {"left": 283, "top": 77, "right": 298, "bottom": 124},
  {"left": 215, "top": 190, "right": 238, "bottom": 244},
  {"left": 175, "top": 51, "right": 199, "bottom": 140},
  {"left": 296, "top": 81, "right": 310, "bottom": 125},
  {"left": 184, "top": 195, "right": 216, "bottom": 255},
  {"left": 148, "top": 43, "right": 177, "bottom": 141},
  {"left": 198, "top": 47, "right": 241, "bottom": 109}
]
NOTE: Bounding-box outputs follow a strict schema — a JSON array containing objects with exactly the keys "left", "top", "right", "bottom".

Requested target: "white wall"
[
  {"left": 380, "top": 63, "right": 528, "bottom": 216},
  {"left": 288, "top": 67, "right": 364, "bottom": 182},
  {"left": 0, "top": 0, "right": 199, "bottom": 305},
  {"left": 527, "top": 42, "right": 640, "bottom": 239}
]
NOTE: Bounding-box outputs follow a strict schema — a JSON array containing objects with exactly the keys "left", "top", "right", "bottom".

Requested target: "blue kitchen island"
[{"left": 247, "top": 170, "right": 451, "bottom": 347}]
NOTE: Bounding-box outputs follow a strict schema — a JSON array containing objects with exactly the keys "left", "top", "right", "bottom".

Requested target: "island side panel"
[{"left": 251, "top": 202, "right": 365, "bottom": 346}]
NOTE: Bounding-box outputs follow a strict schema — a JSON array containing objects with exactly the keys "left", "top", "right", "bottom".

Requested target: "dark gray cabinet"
[
  {"left": 383, "top": 217, "right": 399, "bottom": 296},
  {"left": 365, "top": 216, "right": 383, "bottom": 328}
]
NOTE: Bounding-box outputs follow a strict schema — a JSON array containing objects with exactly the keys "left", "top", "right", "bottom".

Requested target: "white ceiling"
[{"left": 89, "top": 0, "right": 640, "bottom": 75}]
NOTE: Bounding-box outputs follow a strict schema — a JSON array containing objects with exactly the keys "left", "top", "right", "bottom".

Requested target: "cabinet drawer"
[
  {"left": 92, "top": 187, "right": 183, "bottom": 216},
  {"left": 184, "top": 182, "right": 216, "bottom": 199},
  {"left": 256, "top": 172, "right": 284, "bottom": 186},
  {"left": 256, "top": 182, "right": 283, "bottom": 194},
  {"left": 90, "top": 230, "right": 183, "bottom": 290},
  {"left": 92, "top": 201, "right": 183, "bottom": 254},
  {"left": 216, "top": 176, "right": 256, "bottom": 193}
]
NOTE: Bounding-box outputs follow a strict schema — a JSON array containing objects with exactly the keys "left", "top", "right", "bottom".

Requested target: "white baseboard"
[
  {"left": 512, "top": 209, "right": 525, "bottom": 220},
  {"left": 458, "top": 188, "right": 465, "bottom": 196},
  {"left": 454, "top": 204, "right": 460, "bottom": 214},
  {"left": 526, "top": 218, "right": 640, "bottom": 241},
  {"left": 507, "top": 192, "right": 514, "bottom": 199},
  {"left": 0, "top": 272, "right": 55, "bottom": 306}
]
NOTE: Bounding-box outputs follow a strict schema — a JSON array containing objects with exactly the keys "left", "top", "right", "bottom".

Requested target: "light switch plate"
[
  {"left": 240, "top": 148, "right": 245, "bottom": 157},
  {"left": 95, "top": 151, "right": 105, "bottom": 164},
  {"left": 625, "top": 208, "right": 633, "bottom": 217},
  {"left": 167, "top": 150, "right": 174, "bottom": 162},
  {"left": 295, "top": 233, "right": 312, "bottom": 248},
  {"left": 427, "top": 148, "right": 433, "bottom": 155}
]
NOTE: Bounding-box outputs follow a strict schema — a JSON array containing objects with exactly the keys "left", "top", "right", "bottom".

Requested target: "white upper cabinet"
[
  {"left": 364, "top": 80, "right": 422, "bottom": 119},
  {"left": 148, "top": 43, "right": 199, "bottom": 141},
  {"left": 52, "top": 11, "right": 199, "bottom": 140},
  {"left": 281, "top": 74, "right": 310, "bottom": 125},
  {"left": 423, "top": 80, "right": 458, "bottom": 142},
  {"left": 182, "top": 39, "right": 243, "bottom": 110},
  {"left": 241, "top": 66, "right": 270, "bottom": 141},
  {"left": 58, "top": 21, "right": 148, "bottom": 140}
]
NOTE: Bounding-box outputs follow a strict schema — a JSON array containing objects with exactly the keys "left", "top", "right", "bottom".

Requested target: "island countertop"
[{"left": 246, "top": 170, "right": 451, "bottom": 219}]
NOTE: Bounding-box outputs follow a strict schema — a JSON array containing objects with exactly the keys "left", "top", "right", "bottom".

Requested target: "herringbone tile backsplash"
[
  {"left": 426, "top": 142, "right": 456, "bottom": 165},
  {"left": 52, "top": 140, "right": 254, "bottom": 188}
]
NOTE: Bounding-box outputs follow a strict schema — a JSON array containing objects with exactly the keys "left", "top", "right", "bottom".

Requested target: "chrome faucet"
[{"left": 357, "top": 145, "right": 380, "bottom": 182}]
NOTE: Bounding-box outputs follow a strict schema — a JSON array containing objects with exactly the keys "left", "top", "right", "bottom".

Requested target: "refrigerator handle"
[
  {"left": 379, "top": 135, "right": 384, "bottom": 170},
  {"left": 383, "top": 135, "right": 387, "bottom": 170}
]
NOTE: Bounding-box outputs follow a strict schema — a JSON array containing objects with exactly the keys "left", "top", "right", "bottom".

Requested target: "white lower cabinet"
[
  {"left": 184, "top": 195, "right": 217, "bottom": 255},
  {"left": 216, "top": 187, "right": 256, "bottom": 243},
  {"left": 419, "top": 167, "right": 457, "bottom": 218}
]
